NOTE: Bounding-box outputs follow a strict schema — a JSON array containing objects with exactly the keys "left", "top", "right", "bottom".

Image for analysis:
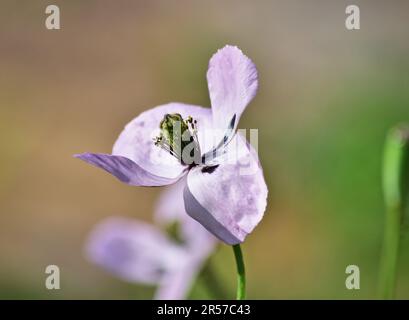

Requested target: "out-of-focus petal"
[
  {"left": 154, "top": 258, "right": 198, "bottom": 300},
  {"left": 75, "top": 153, "right": 185, "bottom": 186},
  {"left": 154, "top": 180, "right": 217, "bottom": 300},
  {"left": 154, "top": 178, "right": 187, "bottom": 223},
  {"left": 113, "top": 103, "right": 212, "bottom": 179},
  {"left": 154, "top": 227, "right": 216, "bottom": 300},
  {"left": 207, "top": 45, "right": 258, "bottom": 131},
  {"left": 184, "top": 138, "right": 267, "bottom": 244},
  {"left": 154, "top": 178, "right": 218, "bottom": 251},
  {"left": 85, "top": 217, "right": 185, "bottom": 284}
]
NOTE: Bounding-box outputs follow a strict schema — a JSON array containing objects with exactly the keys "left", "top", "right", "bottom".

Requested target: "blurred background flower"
[
  {"left": 86, "top": 181, "right": 216, "bottom": 299},
  {"left": 1, "top": 0, "right": 409, "bottom": 299}
]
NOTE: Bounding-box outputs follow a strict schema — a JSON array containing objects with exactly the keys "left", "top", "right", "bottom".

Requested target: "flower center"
[{"left": 154, "top": 113, "right": 201, "bottom": 166}]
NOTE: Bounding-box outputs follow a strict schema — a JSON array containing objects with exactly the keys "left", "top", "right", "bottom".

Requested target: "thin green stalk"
[
  {"left": 232, "top": 244, "right": 246, "bottom": 300},
  {"left": 379, "top": 126, "right": 409, "bottom": 299}
]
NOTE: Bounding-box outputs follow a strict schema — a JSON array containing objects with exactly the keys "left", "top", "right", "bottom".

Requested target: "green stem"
[
  {"left": 232, "top": 244, "right": 246, "bottom": 300},
  {"left": 378, "top": 126, "right": 409, "bottom": 299}
]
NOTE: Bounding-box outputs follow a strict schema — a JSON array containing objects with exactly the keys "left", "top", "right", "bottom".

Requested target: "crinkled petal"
[
  {"left": 184, "top": 137, "right": 267, "bottom": 244},
  {"left": 75, "top": 153, "right": 185, "bottom": 186},
  {"left": 207, "top": 45, "right": 258, "bottom": 131},
  {"left": 85, "top": 217, "right": 185, "bottom": 285},
  {"left": 113, "top": 103, "right": 212, "bottom": 179}
]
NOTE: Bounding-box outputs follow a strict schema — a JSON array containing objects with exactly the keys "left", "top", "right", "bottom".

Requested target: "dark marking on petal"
[
  {"left": 201, "top": 114, "right": 237, "bottom": 164},
  {"left": 201, "top": 165, "right": 219, "bottom": 174},
  {"left": 229, "top": 114, "right": 236, "bottom": 131}
]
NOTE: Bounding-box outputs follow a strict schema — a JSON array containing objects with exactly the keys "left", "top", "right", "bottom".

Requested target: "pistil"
[{"left": 154, "top": 113, "right": 202, "bottom": 166}]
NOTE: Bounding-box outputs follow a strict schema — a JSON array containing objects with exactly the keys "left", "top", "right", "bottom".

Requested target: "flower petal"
[
  {"left": 113, "top": 103, "right": 212, "bottom": 179},
  {"left": 154, "top": 258, "right": 200, "bottom": 300},
  {"left": 156, "top": 247, "right": 218, "bottom": 300},
  {"left": 75, "top": 153, "right": 185, "bottom": 186},
  {"left": 207, "top": 45, "right": 258, "bottom": 131},
  {"left": 85, "top": 217, "right": 185, "bottom": 285},
  {"left": 184, "top": 138, "right": 267, "bottom": 244}
]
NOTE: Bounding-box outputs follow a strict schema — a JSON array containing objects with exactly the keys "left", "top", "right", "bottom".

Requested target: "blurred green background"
[{"left": 1, "top": 0, "right": 409, "bottom": 299}]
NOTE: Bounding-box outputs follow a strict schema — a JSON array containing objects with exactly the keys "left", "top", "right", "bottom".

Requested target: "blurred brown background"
[{"left": 1, "top": 0, "right": 409, "bottom": 299}]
